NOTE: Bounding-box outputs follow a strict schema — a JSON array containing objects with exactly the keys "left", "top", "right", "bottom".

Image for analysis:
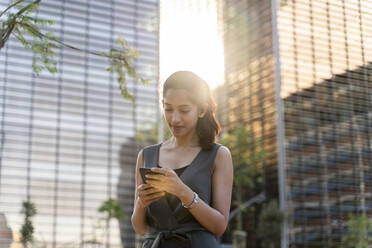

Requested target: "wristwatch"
[{"left": 182, "top": 191, "right": 199, "bottom": 209}]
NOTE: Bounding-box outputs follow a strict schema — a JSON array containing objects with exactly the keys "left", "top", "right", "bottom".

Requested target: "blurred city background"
[{"left": 0, "top": 0, "right": 371, "bottom": 247}]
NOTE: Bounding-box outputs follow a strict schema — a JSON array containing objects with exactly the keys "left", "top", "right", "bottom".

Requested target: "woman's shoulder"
[
  {"left": 140, "top": 142, "right": 161, "bottom": 155},
  {"left": 137, "top": 143, "right": 161, "bottom": 166},
  {"left": 142, "top": 143, "right": 161, "bottom": 150},
  {"left": 213, "top": 143, "right": 231, "bottom": 159},
  {"left": 213, "top": 142, "right": 229, "bottom": 152},
  {"left": 212, "top": 143, "right": 233, "bottom": 172}
]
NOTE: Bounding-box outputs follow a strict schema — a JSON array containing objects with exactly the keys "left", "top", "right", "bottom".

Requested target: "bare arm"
[
  {"left": 130, "top": 149, "right": 166, "bottom": 235},
  {"left": 179, "top": 145, "right": 233, "bottom": 237}
]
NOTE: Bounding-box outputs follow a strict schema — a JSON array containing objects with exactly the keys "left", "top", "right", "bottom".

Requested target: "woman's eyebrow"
[{"left": 164, "top": 103, "right": 191, "bottom": 107}]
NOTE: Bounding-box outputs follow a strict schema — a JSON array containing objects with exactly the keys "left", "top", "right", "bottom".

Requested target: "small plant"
[
  {"left": 97, "top": 198, "right": 124, "bottom": 246},
  {"left": 98, "top": 198, "right": 124, "bottom": 222},
  {"left": 219, "top": 125, "right": 266, "bottom": 231},
  {"left": 342, "top": 213, "right": 372, "bottom": 248},
  {"left": 20, "top": 200, "right": 37, "bottom": 248},
  {"left": 220, "top": 125, "right": 266, "bottom": 248},
  {"left": 257, "top": 200, "right": 284, "bottom": 248}
]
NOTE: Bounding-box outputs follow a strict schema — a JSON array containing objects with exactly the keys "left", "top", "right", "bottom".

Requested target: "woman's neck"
[{"left": 168, "top": 135, "right": 199, "bottom": 148}]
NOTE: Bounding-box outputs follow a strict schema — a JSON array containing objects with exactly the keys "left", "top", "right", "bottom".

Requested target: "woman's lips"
[{"left": 173, "top": 126, "right": 183, "bottom": 131}]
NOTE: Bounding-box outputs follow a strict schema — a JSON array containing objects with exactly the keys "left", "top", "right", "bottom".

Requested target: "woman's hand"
[
  {"left": 137, "top": 183, "right": 166, "bottom": 208},
  {"left": 145, "top": 167, "right": 187, "bottom": 197}
]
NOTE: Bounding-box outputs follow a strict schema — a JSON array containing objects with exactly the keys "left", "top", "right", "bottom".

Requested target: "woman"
[{"left": 131, "top": 71, "right": 233, "bottom": 247}]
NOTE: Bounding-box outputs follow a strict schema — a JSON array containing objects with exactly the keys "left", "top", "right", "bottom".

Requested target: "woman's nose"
[{"left": 171, "top": 112, "right": 181, "bottom": 123}]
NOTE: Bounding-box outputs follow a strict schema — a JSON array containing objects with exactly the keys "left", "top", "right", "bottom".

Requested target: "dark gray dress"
[{"left": 141, "top": 142, "right": 222, "bottom": 248}]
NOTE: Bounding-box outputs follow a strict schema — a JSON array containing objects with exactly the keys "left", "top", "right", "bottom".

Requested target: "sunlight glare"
[{"left": 160, "top": 0, "right": 224, "bottom": 90}]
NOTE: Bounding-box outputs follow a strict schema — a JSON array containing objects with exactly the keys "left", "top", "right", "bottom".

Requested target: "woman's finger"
[
  {"left": 137, "top": 182, "right": 164, "bottom": 206},
  {"left": 146, "top": 174, "right": 164, "bottom": 181},
  {"left": 150, "top": 191, "right": 166, "bottom": 198},
  {"left": 144, "top": 187, "right": 163, "bottom": 195},
  {"left": 146, "top": 171, "right": 175, "bottom": 181},
  {"left": 141, "top": 191, "right": 165, "bottom": 205},
  {"left": 138, "top": 183, "right": 152, "bottom": 191},
  {"left": 147, "top": 191, "right": 166, "bottom": 201},
  {"left": 140, "top": 186, "right": 163, "bottom": 196},
  {"left": 150, "top": 167, "right": 173, "bottom": 176},
  {"left": 149, "top": 167, "right": 166, "bottom": 173},
  {"left": 146, "top": 179, "right": 163, "bottom": 189}
]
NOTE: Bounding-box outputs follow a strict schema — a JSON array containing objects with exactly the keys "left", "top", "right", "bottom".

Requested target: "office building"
[
  {"left": 217, "top": 0, "right": 371, "bottom": 247},
  {"left": 0, "top": 0, "right": 159, "bottom": 247}
]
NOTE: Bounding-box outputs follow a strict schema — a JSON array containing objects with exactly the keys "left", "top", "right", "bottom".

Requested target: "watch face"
[{"left": 182, "top": 192, "right": 198, "bottom": 209}]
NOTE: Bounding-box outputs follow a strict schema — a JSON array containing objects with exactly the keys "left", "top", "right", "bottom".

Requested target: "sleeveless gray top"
[{"left": 141, "top": 142, "right": 222, "bottom": 248}]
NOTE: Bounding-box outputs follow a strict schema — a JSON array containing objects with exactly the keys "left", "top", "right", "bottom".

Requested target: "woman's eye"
[{"left": 164, "top": 109, "right": 189, "bottom": 113}]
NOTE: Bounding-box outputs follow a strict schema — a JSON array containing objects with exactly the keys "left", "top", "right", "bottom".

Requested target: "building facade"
[
  {"left": 279, "top": 1, "right": 371, "bottom": 246},
  {"left": 217, "top": 0, "right": 371, "bottom": 247},
  {"left": 0, "top": 0, "right": 159, "bottom": 247},
  {"left": 215, "top": 0, "right": 278, "bottom": 245}
]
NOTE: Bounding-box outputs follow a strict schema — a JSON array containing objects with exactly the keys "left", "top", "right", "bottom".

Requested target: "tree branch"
[
  {"left": 1, "top": 0, "right": 42, "bottom": 49},
  {"left": 0, "top": 18, "right": 17, "bottom": 50},
  {"left": 0, "top": 0, "right": 25, "bottom": 17},
  {"left": 9, "top": 0, "right": 41, "bottom": 19},
  {"left": 20, "top": 21, "right": 130, "bottom": 64},
  {"left": 1, "top": 0, "right": 149, "bottom": 103}
]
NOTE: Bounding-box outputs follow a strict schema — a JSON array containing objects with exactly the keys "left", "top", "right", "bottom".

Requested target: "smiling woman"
[
  {"left": 161, "top": 71, "right": 221, "bottom": 150},
  {"left": 131, "top": 71, "right": 234, "bottom": 248},
  {"left": 159, "top": 0, "right": 224, "bottom": 90}
]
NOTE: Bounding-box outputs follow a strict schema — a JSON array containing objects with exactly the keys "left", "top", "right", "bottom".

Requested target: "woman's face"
[{"left": 163, "top": 88, "right": 201, "bottom": 138}]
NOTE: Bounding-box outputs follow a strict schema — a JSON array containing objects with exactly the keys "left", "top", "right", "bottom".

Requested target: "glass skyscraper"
[
  {"left": 0, "top": 1, "right": 159, "bottom": 248},
  {"left": 279, "top": 1, "right": 371, "bottom": 246},
  {"left": 217, "top": 0, "right": 371, "bottom": 247},
  {"left": 216, "top": 0, "right": 278, "bottom": 245}
]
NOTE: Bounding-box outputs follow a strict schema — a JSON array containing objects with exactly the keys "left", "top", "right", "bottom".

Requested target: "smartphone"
[{"left": 139, "top": 167, "right": 163, "bottom": 184}]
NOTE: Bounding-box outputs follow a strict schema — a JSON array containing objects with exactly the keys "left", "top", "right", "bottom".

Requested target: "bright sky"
[{"left": 159, "top": 0, "right": 224, "bottom": 90}]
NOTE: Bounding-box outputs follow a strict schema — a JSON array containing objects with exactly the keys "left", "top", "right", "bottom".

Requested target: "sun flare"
[{"left": 159, "top": 0, "right": 224, "bottom": 90}]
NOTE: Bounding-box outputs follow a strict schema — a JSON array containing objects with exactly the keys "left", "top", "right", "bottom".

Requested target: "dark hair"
[{"left": 162, "top": 71, "right": 221, "bottom": 150}]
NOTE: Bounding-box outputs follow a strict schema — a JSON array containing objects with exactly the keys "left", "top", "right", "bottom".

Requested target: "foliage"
[
  {"left": 342, "top": 213, "right": 372, "bottom": 248},
  {"left": 219, "top": 125, "right": 266, "bottom": 190},
  {"left": 257, "top": 200, "right": 284, "bottom": 248},
  {"left": 98, "top": 198, "right": 124, "bottom": 221},
  {"left": 1, "top": 0, "right": 59, "bottom": 74},
  {"left": 20, "top": 200, "right": 37, "bottom": 248},
  {"left": 96, "top": 198, "right": 124, "bottom": 246},
  {"left": 1, "top": 0, "right": 151, "bottom": 103},
  {"left": 219, "top": 124, "right": 266, "bottom": 230},
  {"left": 103, "top": 37, "right": 151, "bottom": 104}
]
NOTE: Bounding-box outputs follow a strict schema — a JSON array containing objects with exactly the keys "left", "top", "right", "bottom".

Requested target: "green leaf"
[
  {"left": 32, "top": 57, "right": 42, "bottom": 75},
  {"left": 46, "top": 65, "right": 57, "bottom": 74},
  {"left": 257, "top": 200, "right": 284, "bottom": 248},
  {"left": 23, "top": 3, "right": 39, "bottom": 15},
  {"left": 98, "top": 198, "right": 124, "bottom": 220},
  {"left": 15, "top": 27, "right": 30, "bottom": 48},
  {"left": 116, "top": 36, "right": 128, "bottom": 47},
  {"left": 22, "top": 16, "right": 53, "bottom": 27},
  {"left": 342, "top": 213, "right": 372, "bottom": 247},
  {"left": 141, "top": 78, "right": 151, "bottom": 85},
  {"left": 129, "top": 48, "right": 140, "bottom": 58}
]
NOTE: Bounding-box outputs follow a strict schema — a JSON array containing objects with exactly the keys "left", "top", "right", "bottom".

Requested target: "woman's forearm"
[
  {"left": 178, "top": 186, "right": 227, "bottom": 237},
  {"left": 131, "top": 198, "right": 149, "bottom": 235}
]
